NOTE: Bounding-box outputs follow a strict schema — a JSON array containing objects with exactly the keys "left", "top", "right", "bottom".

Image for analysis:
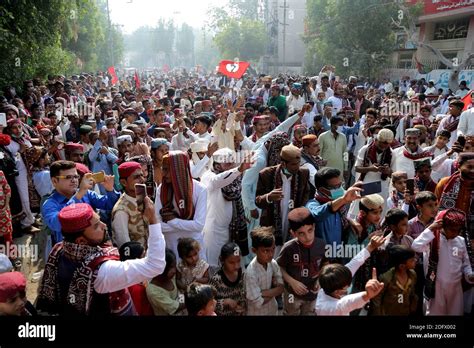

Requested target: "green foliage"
[
  {"left": 208, "top": 0, "right": 266, "bottom": 63},
  {"left": 304, "top": 0, "right": 403, "bottom": 79},
  {"left": 214, "top": 19, "right": 266, "bottom": 61},
  {"left": 0, "top": 0, "right": 124, "bottom": 89}
]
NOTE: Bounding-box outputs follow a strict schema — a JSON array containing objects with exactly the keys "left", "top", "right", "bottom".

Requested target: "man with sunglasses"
[{"left": 42, "top": 160, "right": 119, "bottom": 245}]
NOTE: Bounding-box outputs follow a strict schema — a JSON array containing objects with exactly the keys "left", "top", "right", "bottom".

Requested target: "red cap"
[
  {"left": 436, "top": 208, "right": 466, "bottom": 226},
  {"left": 302, "top": 134, "right": 317, "bottom": 146},
  {"left": 158, "top": 122, "right": 171, "bottom": 129},
  {"left": 118, "top": 161, "right": 141, "bottom": 179},
  {"left": 0, "top": 134, "right": 11, "bottom": 146},
  {"left": 0, "top": 272, "right": 26, "bottom": 302},
  {"left": 75, "top": 163, "right": 91, "bottom": 176},
  {"left": 253, "top": 115, "right": 268, "bottom": 124},
  {"left": 58, "top": 203, "right": 95, "bottom": 233},
  {"left": 64, "top": 142, "right": 84, "bottom": 153}
]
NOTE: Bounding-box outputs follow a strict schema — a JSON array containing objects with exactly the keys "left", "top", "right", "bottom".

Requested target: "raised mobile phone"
[
  {"left": 91, "top": 171, "right": 105, "bottom": 183},
  {"left": 361, "top": 181, "right": 382, "bottom": 197},
  {"left": 135, "top": 183, "right": 147, "bottom": 213},
  {"left": 0, "top": 113, "right": 6, "bottom": 127},
  {"left": 406, "top": 179, "right": 415, "bottom": 195}
]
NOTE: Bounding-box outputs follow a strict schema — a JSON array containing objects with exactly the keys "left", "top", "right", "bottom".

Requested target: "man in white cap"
[
  {"left": 348, "top": 128, "right": 395, "bottom": 219},
  {"left": 201, "top": 148, "right": 253, "bottom": 267},
  {"left": 392, "top": 128, "right": 432, "bottom": 179},
  {"left": 189, "top": 139, "right": 217, "bottom": 180}
]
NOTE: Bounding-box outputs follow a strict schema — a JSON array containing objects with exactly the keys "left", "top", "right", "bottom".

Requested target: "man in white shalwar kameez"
[{"left": 201, "top": 148, "right": 253, "bottom": 267}]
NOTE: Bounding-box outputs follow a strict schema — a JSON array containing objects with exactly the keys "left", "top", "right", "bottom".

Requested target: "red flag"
[
  {"left": 461, "top": 90, "right": 472, "bottom": 111},
  {"left": 134, "top": 70, "right": 140, "bottom": 89},
  {"left": 217, "top": 60, "right": 250, "bottom": 79},
  {"left": 162, "top": 64, "right": 170, "bottom": 73},
  {"left": 107, "top": 66, "right": 118, "bottom": 85}
]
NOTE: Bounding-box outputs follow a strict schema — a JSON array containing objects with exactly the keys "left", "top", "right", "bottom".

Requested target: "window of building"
[
  {"left": 398, "top": 52, "right": 414, "bottom": 69},
  {"left": 433, "top": 18, "right": 469, "bottom": 40}
]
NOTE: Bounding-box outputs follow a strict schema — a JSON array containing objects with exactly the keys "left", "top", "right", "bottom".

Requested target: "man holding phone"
[
  {"left": 42, "top": 160, "right": 120, "bottom": 245},
  {"left": 349, "top": 129, "right": 395, "bottom": 219},
  {"left": 392, "top": 128, "right": 432, "bottom": 179},
  {"left": 112, "top": 162, "right": 149, "bottom": 248}
]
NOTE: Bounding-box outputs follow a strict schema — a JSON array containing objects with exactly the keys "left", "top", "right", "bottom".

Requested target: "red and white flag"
[
  {"left": 461, "top": 90, "right": 472, "bottom": 111},
  {"left": 107, "top": 66, "right": 118, "bottom": 85},
  {"left": 134, "top": 70, "right": 140, "bottom": 89},
  {"left": 217, "top": 60, "right": 250, "bottom": 79}
]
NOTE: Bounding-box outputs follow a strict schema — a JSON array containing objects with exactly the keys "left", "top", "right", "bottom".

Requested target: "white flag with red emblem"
[{"left": 218, "top": 60, "right": 250, "bottom": 79}]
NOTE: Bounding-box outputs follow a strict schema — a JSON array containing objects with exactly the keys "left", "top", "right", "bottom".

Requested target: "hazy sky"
[{"left": 109, "top": 0, "right": 228, "bottom": 34}]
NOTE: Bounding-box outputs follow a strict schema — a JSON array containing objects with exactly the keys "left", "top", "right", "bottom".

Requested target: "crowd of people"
[{"left": 0, "top": 65, "right": 473, "bottom": 317}]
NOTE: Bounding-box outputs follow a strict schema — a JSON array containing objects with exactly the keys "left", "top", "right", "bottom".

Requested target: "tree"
[
  {"left": 176, "top": 23, "right": 195, "bottom": 68},
  {"left": 207, "top": 0, "right": 266, "bottom": 63},
  {"left": 0, "top": 0, "right": 124, "bottom": 89},
  {"left": 153, "top": 19, "right": 175, "bottom": 66},
  {"left": 304, "top": 0, "right": 401, "bottom": 79},
  {"left": 214, "top": 19, "right": 266, "bottom": 61}
]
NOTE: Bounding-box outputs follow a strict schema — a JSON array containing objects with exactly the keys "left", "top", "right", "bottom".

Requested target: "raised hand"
[
  {"left": 367, "top": 235, "right": 386, "bottom": 253},
  {"left": 267, "top": 188, "right": 284, "bottom": 202},
  {"left": 101, "top": 174, "right": 115, "bottom": 192},
  {"left": 364, "top": 268, "right": 384, "bottom": 300}
]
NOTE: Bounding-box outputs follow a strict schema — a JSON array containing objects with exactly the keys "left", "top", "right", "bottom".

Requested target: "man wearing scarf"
[
  {"left": 436, "top": 152, "right": 474, "bottom": 236},
  {"left": 392, "top": 128, "right": 433, "bottom": 179},
  {"left": 436, "top": 99, "right": 464, "bottom": 148},
  {"left": 300, "top": 135, "right": 326, "bottom": 195},
  {"left": 348, "top": 129, "right": 394, "bottom": 219},
  {"left": 37, "top": 202, "right": 166, "bottom": 315},
  {"left": 155, "top": 151, "right": 208, "bottom": 260},
  {"left": 256, "top": 145, "right": 310, "bottom": 256},
  {"left": 202, "top": 148, "right": 252, "bottom": 267}
]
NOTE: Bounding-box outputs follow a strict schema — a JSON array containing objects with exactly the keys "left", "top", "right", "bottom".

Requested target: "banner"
[{"left": 217, "top": 60, "right": 250, "bottom": 79}]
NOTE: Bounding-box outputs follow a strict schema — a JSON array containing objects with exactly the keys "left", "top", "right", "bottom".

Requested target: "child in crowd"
[
  {"left": 185, "top": 283, "right": 217, "bottom": 316},
  {"left": 348, "top": 194, "right": 384, "bottom": 247},
  {"left": 245, "top": 226, "right": 284, "bottom": 315},
  {"left": 277, "top": 207, "right": 326, "bottom": 316},
  {"left": 383, "top": 208, "right": 412, "bottom": 249},
  {"left": 209, "top": 242, "right": 246, "bottom": 316},
  {"left": 0, "top": 271, "right": 36, "bottom": 316},
  {"left": 371, "top": 245, "right": 418, "bottom": 316},
  {"left": 146, "top": 248, "right": 186, "bottom": 316},
  {"left": 412, "top": 209, "right": 474, "bottom": 315},
  {"left": 413, "top": 159, "right": 436, "bottom": 193},
  {"left": 349, "top": 194, "right": 384, "bottom": 293},
  {"left": 408, "top": 191, "right": 438, "bottom": 315},
  {"left": 316, "top": 235, "right": 386, "bottom": 315},
  {"left": 176, "top": 238, "right": 209, "bottom": 293},
  {"left": 386, "top": 171, "right": 416, "bottom": 218},
  {"left": 119, "top": 241, "right": 153, "bottom": 316},
  {"left": 408, "top": 191, "right": 438, "bottom": 240}
]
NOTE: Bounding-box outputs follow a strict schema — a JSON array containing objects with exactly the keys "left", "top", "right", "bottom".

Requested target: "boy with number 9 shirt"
[{"left": 276, "top": 207, "right": 326, "bottom": 315}]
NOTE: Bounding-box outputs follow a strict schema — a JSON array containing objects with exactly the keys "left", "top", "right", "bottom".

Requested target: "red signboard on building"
[{"left": 423, "top": 0, "right": 474, "bottom": 15}]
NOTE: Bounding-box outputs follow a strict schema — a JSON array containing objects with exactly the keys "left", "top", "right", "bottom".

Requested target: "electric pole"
[
  {"left": 106, "top": 0, "right": 114, "bottom": 66},
  {"left": 280, "top": 0, "right": 289, "bottom": 73}
]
